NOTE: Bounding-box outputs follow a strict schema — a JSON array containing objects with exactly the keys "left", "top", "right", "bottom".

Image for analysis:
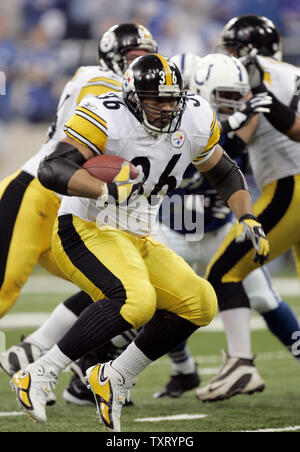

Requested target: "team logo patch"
[
  {"left": 138, "top": 24, "right": 152, "bottom": 41},
  {"left": 171, "top": 130, "right": 186, "bottom": 148},
  {"left": 123, "top": 68, "right": 134, "bottom": 91},
  {"left": 100, "top": 31, "right": 116, "bottom": 53}
]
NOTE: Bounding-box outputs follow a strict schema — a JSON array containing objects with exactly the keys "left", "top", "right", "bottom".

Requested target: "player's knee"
[
  {"left": 120, "top": 281, "right": 157, "bottom": 329},
  {"left": 250, "top": 291, "right": 280, "bottom": 314},
  {"left": 196, "top": 278, "right": 218, "bottom": 327},
  {"left": 180, "top": 277, "right": 217, "bottom": 328}
]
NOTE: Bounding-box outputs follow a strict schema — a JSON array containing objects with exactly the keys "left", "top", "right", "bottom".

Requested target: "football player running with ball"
[
  {"left": 196, "top": 14, "right": 300, "bottom": 402},
  {"left": 11, "top": 53, "right": 269, "bottom": 432}
]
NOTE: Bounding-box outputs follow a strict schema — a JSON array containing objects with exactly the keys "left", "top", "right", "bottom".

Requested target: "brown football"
[{"left": 82, "top": 155, "right": 139, "bottom": 183}]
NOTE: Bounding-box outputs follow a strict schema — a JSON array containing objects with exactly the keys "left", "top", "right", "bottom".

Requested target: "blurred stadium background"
[{"left": 0, "top": 0, "right": 299, "bottom": 276}]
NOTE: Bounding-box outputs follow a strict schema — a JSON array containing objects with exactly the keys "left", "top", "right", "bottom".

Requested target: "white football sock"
[
  {"left": 111, "top": 342, "right": 152, "bottom": 383},
  {"left": 34, "top": 344, "right": 72, "bottom": 375},
  {"left": 26, "top": 303, "right": 78, "bottom": 351},
  {"left": 221, "top": 307, "right": 252, "bottom": 359}
]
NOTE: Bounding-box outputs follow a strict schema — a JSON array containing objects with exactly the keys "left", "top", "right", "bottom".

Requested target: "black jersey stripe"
[{"left": 57, "top": 214, "right": 127, "bottom": 306}]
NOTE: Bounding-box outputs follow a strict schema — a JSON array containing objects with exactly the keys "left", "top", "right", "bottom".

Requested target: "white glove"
[{"left": 221, "top": 92, "right": 273, "bottom": 133}]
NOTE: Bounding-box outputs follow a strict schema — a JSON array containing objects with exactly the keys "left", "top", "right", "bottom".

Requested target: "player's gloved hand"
[
  {"left": 103, "top": 162, "right": 142, "bottom": 204},
  {"left": 240, "top": 54, "right": 266, "bottom": 93},
  {"left": 236, "top": 214, "right": 270, "bottom": 264},
  {"left": 221, "top": 92, "right": 272, "bottom": 134}
]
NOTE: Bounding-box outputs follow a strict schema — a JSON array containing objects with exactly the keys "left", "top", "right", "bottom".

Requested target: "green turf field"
[{"left": 0, "top": 274, "right": 300, "bottom": 433}]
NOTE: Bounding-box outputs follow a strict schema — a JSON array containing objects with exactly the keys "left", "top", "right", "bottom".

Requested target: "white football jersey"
[
  {"left": 59, "top": 92, "right": 220, "bottom": 236},
  {"left": 22, "top": 66, "right": 122, "bottom": 180},
  {"left": 247, "top": 56, "right": 300, "bottom": 190}
]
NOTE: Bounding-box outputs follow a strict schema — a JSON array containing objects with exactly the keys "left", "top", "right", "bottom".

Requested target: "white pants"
[{"left": 154, "top": 222, "right": 281, "bottom": 314}]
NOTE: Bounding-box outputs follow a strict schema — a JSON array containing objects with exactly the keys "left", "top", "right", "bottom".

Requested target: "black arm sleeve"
[
  {"left": 202, "top": 151, "right": 249, "bottom": 204},
  {"left": 222, "top": 134, "right": 246, "bottom": 159},
  {"left": 252, "top": 85, "right": 296, "bottom": 133},
  {"left": 263, "top": 91, "right": 296, "bottom": 133},
  {"left": 38, "top": 142, "right": 86, "bottom": 195}
]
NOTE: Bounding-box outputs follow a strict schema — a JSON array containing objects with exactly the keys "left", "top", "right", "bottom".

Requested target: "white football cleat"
[
  {"left": 1, "top": 342, "right": 56, "bottom": 406},
  {"left": 11, "top": 363, "right": 58, "bottom": 423},
  {"left": 85, "top": 361, "right": 134, "bottom": 432},
  {"left": 0, "top": 342, "right": 43, "bottom": 377},
  {"left": 196, "top": 350, "right": 265, "bottom": 402}
]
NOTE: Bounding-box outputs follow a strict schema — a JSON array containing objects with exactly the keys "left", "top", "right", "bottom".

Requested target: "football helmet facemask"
[
  {"left": 190, "top": 53, "right": 250, "bottom": 116},
  {"left": 217, "top": 14, "right": 282, "bottom": 61},
  {"left": 98, "top": 23, "right": 158, "bottom": 76},
  {"left": 123, "top": 54, "right": 187, "bottom": 135}
]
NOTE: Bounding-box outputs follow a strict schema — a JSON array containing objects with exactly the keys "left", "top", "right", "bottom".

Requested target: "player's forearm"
[
  {"left": 200, "top": 148, "right": 250, "bottom": 207},
  {"left": 260, "top": 90, "right": 300, "bottom": 140},
  {"left": 227, "top": 189, "right": 254, "bottom": 219},
  {"left": 285, "top": 113, "right": 300, "bottom": 141},
  {"left": 67, "top": 169, "right": 106, "bottom": 199}
]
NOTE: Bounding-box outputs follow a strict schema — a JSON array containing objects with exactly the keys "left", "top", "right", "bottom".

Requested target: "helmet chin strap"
[
  {"left": 142, "top": 110, "right": 171, "bottom": 136},
  {"left": 111, "top": 60, "right": 123, "bottom": 77}
]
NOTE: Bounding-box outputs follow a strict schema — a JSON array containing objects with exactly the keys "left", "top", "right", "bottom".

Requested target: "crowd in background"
[{"left": 0, "top": 0, "right": 299, "bottom": 125}]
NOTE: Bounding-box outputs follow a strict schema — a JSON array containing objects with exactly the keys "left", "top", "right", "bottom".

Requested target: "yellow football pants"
[
  {"left": 52, "top": 214, "right": 217, "bottom": 330},
  {"left": 206, "top": 175, "right": 300, "bottom": 307},
  {"left": 0, "top": 170, "right": 68, "bottom": 317}
]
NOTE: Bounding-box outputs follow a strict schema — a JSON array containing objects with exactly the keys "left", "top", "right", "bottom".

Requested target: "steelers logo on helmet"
[
  {"left": 98, "top": 23, "right": 158, "bottom": 76},
  {"left": 100, "top": 30, "right": 116, "bottom": 53},
  {"left": 138, "top": 24, "right": 153, "bottom": 41},
  {"left": 123, "top": 67, "right": 135, "bottom": 92}
]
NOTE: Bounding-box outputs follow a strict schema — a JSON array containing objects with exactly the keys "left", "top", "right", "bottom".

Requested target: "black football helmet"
[
  {"left": 123, "top": 53, "right": 187, "bottom": 135},
  {"left": 98, "top": 23, "right": 158, "bottom": 76},
  {"left": 217, "top": 14, "right": 282, "bottom": 60}
]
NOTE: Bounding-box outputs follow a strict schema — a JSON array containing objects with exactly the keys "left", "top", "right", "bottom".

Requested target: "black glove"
[{"left": 241, "top": 54, "right": 265, "bottom": 93}]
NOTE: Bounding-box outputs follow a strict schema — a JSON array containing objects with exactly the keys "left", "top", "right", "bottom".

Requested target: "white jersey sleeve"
[{"left": 182, "top": 94, "right": 220, "bottom": 165}]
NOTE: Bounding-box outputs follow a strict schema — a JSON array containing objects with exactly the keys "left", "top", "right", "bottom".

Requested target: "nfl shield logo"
[{"left": 171, "top": 131, "right": 185, "bottom": 148}]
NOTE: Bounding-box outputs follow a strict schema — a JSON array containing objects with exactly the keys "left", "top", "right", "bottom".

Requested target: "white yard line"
[
  {"left": 21, "top": 275, "right": 299, "bottom": 296},
  {"left": 1, "top": 409, "right": 299, "bottom": 433},
  {"left": 0, "top": 412, "right": 25, "bottom": 417},
  {"left": 2, "top": 311, "right": 300, "bottom": 333},
  {"left": 22, "top": 276, "right": 76, "bottom": 294},
  {"left": 1, "top": 275, "right": 293, "bottom": 332},
  {"left": 0, "top": 313, "right": 50, "bottom": 330},
  {"left": 240, "top": 425, "right": 300, "bottom": 432},
  {"left": 135, "top": 414, "right": 207, "bottom": 422},
  {"left": 154, "top": 350, "right": 291, "bottom": 366}
]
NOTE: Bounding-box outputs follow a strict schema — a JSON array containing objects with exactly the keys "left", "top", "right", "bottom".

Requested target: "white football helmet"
[
  {"left": 189, "top": 53, "right": 250, "bottom": 113},
  {"left": 170, "top": 53, "right": 202, "bottom": 89}
]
